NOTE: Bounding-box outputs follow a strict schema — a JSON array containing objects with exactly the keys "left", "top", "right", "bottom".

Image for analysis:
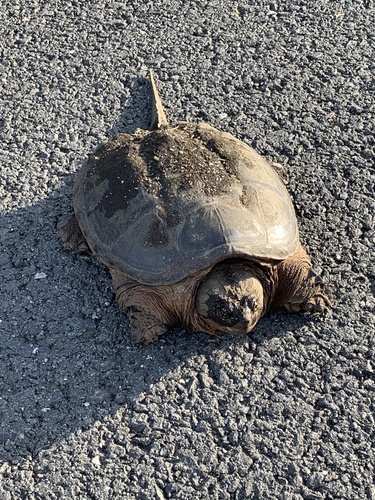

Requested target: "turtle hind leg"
[
  {"left": 128, "top": 306, "right": 168, "bottom": 344},
  {"left": 57, "top": 214, "right": 90, "bottom": 254},
  {"left": 276, "top": 243, "right": 333, "bottom": 315},
  {"left": 271, "top": 162, "right": 289, "bottom": 185}
]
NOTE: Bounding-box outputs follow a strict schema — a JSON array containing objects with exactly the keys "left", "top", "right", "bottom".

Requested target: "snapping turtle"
[{"left": 58, "top": 71, "right": 332, "bottom": 344}]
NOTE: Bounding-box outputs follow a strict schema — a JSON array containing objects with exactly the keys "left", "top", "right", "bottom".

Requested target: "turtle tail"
[{"left": 149, "top": 69, "right": 169, "bottom": 130}]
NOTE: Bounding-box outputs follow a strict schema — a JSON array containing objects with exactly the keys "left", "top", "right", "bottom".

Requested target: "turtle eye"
[
  {"left": 206, "top": 297, "right": 239, "bottom": 326},
  {"left": 241, "top": 296, "right": 259, "bottom": 312}
]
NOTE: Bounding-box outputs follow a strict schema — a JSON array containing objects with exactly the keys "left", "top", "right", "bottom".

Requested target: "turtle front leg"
[
  {"left": 57, "top": 214, "right": 90, "bottom": 253},
  {"left": 276, "top": 243, "right": 333, "bottom": 315},
  {"left": 283, "top": 268, "right": 333, "bottom": 314},
  {"left": 128, "top": 306, "right": 168, "bottom": 344},
  {"left": 110, "top": 269, "right": 170, "bottom": 344}
]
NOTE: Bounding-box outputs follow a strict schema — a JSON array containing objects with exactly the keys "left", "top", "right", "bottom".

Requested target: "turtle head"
[{"left": 196, "top": 262, "right": 264, "bottom": 335}]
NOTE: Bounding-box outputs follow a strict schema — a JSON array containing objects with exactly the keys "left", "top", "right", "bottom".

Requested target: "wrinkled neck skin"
[{"left": 111, "top": 259, "right": 277, "bottom": 337}]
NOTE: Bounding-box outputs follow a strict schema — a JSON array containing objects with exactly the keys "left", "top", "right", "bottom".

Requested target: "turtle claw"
[
  {"left": 128, "top": 307, "right": 168, "bottom": 344},
  {"left": 271, "top": 162, "right": 289, "bottom": 185},
  {"left": 300, "top": 289, "right": 333, "bottom": 315}
]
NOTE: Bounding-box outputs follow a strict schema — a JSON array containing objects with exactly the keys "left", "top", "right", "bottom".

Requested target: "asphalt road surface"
[{"left": 0, "top": 1, "right": 374, "bottom": 499}]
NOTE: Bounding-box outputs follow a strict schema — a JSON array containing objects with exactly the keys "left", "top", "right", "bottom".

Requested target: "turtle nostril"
[{"left": 240, "top": 317, "right": 249, "bottom": 327}]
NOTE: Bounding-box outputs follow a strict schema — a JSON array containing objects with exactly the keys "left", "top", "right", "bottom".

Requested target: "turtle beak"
[
  {"left": 238, "top": 305, "right": 254, "bottom": 329},
  {"left": 219, "top": 304, "right": 258, "bottom": 334}
]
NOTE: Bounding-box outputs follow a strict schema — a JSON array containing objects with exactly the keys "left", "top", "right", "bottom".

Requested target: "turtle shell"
[{"left": 74, "top": 122, "right": 299, "bottom": 285}]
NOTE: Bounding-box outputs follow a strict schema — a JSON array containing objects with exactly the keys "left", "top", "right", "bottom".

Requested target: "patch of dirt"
[{"left": 138, "top": 123, "right": 239, "bottom": 197}]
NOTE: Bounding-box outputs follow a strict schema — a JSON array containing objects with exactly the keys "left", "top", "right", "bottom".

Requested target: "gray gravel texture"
[{"left": 0, "top": 0, "right": 374, "bottom": 499}]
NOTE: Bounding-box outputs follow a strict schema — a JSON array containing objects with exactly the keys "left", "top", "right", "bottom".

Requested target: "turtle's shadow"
[
  {"left": 108, "top": 74, "right": 153, "bottom": 136},
  {"left": 0, "top": 197, "right": 301, "bottom": 463}
]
